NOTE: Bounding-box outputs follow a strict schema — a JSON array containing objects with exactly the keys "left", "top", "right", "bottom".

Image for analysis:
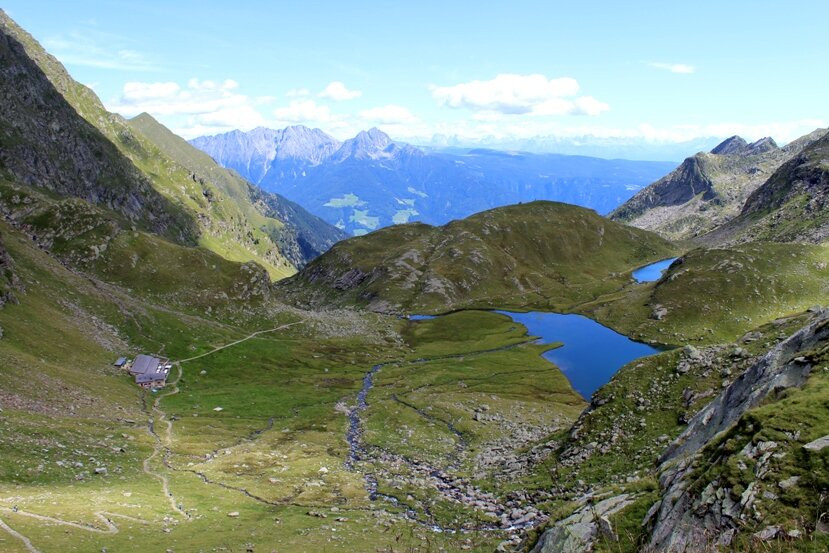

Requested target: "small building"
[
  {"left": 129, "top": 354, "right": 170, "bottom": 389},
  {"left": 114, "top": 357, "right": 128, "bottom": 368}
]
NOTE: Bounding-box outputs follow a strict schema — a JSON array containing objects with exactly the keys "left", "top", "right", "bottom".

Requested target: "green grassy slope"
[
  {"left": 585, "top": 242, "right": 829, "bottom": 345},
  {"left": 278, "top": 201, "right": 678, "bottom": 314}
]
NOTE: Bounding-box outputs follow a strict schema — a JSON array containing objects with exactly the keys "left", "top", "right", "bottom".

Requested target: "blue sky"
[{"left": 4, "top": 1, "right": 826, "bottom": 144}]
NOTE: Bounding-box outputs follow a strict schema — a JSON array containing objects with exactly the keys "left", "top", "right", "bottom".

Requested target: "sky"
[{"left": 4, "top": 0, "right": 827, "bottom": 145}]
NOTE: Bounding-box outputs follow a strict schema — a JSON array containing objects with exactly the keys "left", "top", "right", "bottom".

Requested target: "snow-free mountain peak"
[
  {"left": 710, "top": 135, "right": 749, "bottom": 155},
  {"left": 710, "top": 135, "right": 779, "bottom": 156}
]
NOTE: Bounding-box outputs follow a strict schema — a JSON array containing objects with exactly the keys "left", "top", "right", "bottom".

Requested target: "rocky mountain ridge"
[
  {"left": 611, "top": 129, "right": 827, "bottom": 241},
  {"left": 0, "top": 15, "right": 196, "bottom": 244},
  {"left": 707, "top": 131, "right": 829, "bottom": 244}
]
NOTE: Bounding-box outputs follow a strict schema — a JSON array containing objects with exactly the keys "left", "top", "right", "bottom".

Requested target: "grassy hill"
[
  {"left": 585, "top": 241, "right": 829, "bottom": 345},
  {"left": 278, "top": 201, "right": 678, "bottom": 313}
]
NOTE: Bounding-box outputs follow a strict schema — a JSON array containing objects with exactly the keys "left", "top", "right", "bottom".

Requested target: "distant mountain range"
[{"left": 191, "top": 127, "right": 678, "bottom": 235}]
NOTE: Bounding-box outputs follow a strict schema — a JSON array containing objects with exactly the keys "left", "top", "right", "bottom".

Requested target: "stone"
[
  {"left": 803, "top": 434, "right": 829, "bottom": 452},
  {"left": 227, "top": 511, "right": 240, "bottom": 517},
  {"left": 94, "top": 467, "right": 107, "bottom": 475},
  {"left": 597, "top": 516, "right": 616, "bottom": 542},
  {"left": 778, "top": 476, "right": 800, "bottom": 490},
  {"left": 752, "top": 525, "right": 780, "bottom": 541}
]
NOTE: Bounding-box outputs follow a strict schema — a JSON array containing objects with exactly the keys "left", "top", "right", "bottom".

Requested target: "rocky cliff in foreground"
[{"left": 531, "top": 310, "right": 829, "bottom": 552}]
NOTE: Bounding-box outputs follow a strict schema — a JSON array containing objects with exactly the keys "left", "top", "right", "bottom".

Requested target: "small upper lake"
[
  {"left": 632, "top": 258, "right": 678, "bottom": 283},
  {"left": 498, "top": 311, "right": 661, "bottom": 399},
  {"left": 408, "top": 315, "right": 437, "bottom": 321}
]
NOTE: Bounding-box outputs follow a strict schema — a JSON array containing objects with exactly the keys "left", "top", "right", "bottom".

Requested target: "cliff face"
[
  {"left": 0, "top": 13, "right": 197, "bottom": 244},
  {"left": 0, "top": 232, "right": 22, "bottom": 309},
  {"left": 647, "top": 312, "right": 829, "bottom": 551}
]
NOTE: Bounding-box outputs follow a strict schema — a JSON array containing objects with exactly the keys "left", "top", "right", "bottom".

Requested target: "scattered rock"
[
  {"left": 803, "top": 434, "right": 829, "bottom": 452},
  {"left": 752, "top": 525, "right": 780, "bottom": 541},
  {"left": 778, "top": 476, "right": 800, "bottom": 490}
]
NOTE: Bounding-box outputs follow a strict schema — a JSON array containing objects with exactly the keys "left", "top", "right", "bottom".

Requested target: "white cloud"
[
  {"left": 121, "top": 81, "right": 180, "bottom": 101},
  {"left": 273, "top": 99, "right": 333, "bottom": 123},
  {"left": 107, "top": 78, "right": 266, "bottom": 138},
  {"left": 359, "top": 105, "right": 417, "bottom": 124},
  {"left": 648, "top": 62, "right": 695, "bottom": 74},
  {"left": 318, "top": 81, "right": 362, "bottom": 101},
  {"left": 430, "top": 73, "right": 608, "bottom": 117}
]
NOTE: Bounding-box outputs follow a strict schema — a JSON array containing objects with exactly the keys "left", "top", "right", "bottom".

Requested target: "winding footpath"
[
  {"left": 143, "top": 363, "right": 189, "bottom": 518},
  {"left": 0, "top": 320, "right": 305, "bottom": 552},
  {"left": 178, "top": 321, "right": 305, "bottom": 364},
  {"left": 0, "top": 507, "right": 149, "bottom": 553}
]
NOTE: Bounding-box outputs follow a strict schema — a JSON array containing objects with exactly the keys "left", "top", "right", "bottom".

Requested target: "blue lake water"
[
  {"left": 632, "top": 258, "right": 678, "bottom": 283},
  {"left": 498, "top": 311, "right": 661, "bottom": 399},
  {"left": 408, "top": 315, "right": 437, "bottom": 321}
]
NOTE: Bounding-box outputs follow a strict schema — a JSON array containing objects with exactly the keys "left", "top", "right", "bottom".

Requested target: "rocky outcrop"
[
  {"left": 646, "top": 311, "right": 829, "bottom": 551},
  {"left": 0, "top": 232, "right": 22, "bottom": 308},
  {"left": 710, "top": 136, "right": 778, "bottom": 156},
  {"left": 710, "top": 136, "right": 749, "bottom": 155},
  {"left": 611, "top": 156, "right": 717, "bottom": 218},
  {"left": 531, "top": 494, "right": 635, "bottom": 553}
]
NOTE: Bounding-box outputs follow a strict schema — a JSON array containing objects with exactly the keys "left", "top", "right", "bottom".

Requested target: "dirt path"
[
  {"left": 0, "top": 514, "right": 41, "bottom": 553},
  {"left": 143, "top": 364, "right": 189, "bottom": 518},
  {"left": 0, "top": 507, "right": 148, "bottom": 553},
  {"left": 141, "top": 320, "right": 306, "bottom": 515},
  {"left": 178, "top": 321, "right": 305, "bottom": 364}
]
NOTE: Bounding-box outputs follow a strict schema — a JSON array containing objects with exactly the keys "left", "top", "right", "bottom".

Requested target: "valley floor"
[{"left": 0, "top": 287, "right": 586, "bottom": 552}]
